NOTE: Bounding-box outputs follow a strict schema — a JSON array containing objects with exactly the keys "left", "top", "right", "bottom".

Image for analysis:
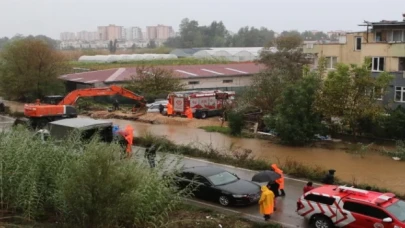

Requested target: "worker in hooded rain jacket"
[
  {"left": 185, "top": 106, "right": 193, "bottom": 119},
  {"left": 259, "top": 185, "right": 275, "bottom": 221},
  {"left": 167, "top": 102, "right": 173, "bottom": 117},
  {"left": 124, "top": 125, "right": 134, "bottom": 158},
  {"left": 271, "top": 164, "right": 286, "bottom": 196}
]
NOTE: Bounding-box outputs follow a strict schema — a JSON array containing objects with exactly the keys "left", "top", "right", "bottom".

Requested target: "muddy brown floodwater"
[
  {"left": 2, "top": 99, "right": 404, "bottom": 193},
  {"left": 108, "top": 118, "right": 405, "bottom": 194}
]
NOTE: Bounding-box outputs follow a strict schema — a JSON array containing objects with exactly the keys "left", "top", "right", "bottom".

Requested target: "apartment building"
[
  {"left": 60, "top": 32, "right": 76, "bottom": 41},
  {"left": 304, "top": 14, "right": 405, "bottom": 107},
  {"left": 122, "top": 27, "right": 143, "bottom": 41},
  {"left": 76, "top": 31, "right": 98, "bottom": 41},
  {"left": 146, "top": 24, "right": 174, "bottom": 41},
  {"left": 97, "top": 24, "right": 123, "bottom": 41}
]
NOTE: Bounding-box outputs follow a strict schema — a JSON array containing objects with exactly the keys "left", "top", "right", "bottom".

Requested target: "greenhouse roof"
[{"left": 60, "top": 62, "right": 265, "bottom": 84}]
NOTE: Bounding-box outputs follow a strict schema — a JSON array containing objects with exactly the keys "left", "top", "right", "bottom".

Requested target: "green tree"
[
  {"left": 227, "top": 110, "right": 244, "bottom": 135},
  {"left": 127, "top": 66, "right": 185, "bottom": 98},
  {"left": 179, "top": 18, "right": 204, "bottom": 48},
  {"left": 259, "top": 34, "right": 309, "bottom": 82},
  {"left": 244, "top": 35, "right": 309, "bottom": 113},
  {"left": 314, "top": 59, "right": 393, "bottom": 135},
  {"left": 0, "top": 38, "right": 67, "bottom": 101},
  {"left": 243, "top": 69, "right": 286, "bottom": 113},
  {"left": 268, "top": 72, "right": 324, "bottom": 145},
  {"left": 108, "top": 39, "right": 118, "bottom": 53},
  {"left": 147, "top": 39, "right": 157, "bottom": 48},
  {"left": 300, "top": 31, "right": 328, "bottom": 41},
  {"left": 230, "top": 26, "right": 275, "bottom": 47}
]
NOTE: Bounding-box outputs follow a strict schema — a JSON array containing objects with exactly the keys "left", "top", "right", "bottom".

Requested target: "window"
[
  {"left": 371, "top": 57, "right": 385, "bottom": 72},
  {"left": 188, "top": 81, "right": 199, "bottom": 85},
  {"left": 374, "top": 87, "right": 384, "bottom": 100},
  {"left": 375, "top": 31, "right": 383, "bottom": 42},
  {"left": 399, "top": 57, "right": 405, "bottom": 71},
  {"left": 395, "top": 87, "right": 405, "bottom": 102},
  {"left": 354, "top": 37, "right": 362, "bottom": 50},
  {"left": 385, "top": 200, "right": 405, "bottom": 222},
  {"left": 195, "top": 175, "right": 211, "bottom": 185},
  {"left": 343, "top": 201, "right": 389, "bottom": 219},
  {"left": 325, "top": 57, "right": 338, "bottom": 69},
  {"left": 304, "top": 194, "right": 336, "bottom": 205},
  {"left": 207, "top": 171, "right": 238, "bottom": 186},
  {"left": 392, "top": 30, "right": 404, "bottom": 42},
  {"left": 223, "top": 79, "right": 233, "bottom": 83},
  {"left": 306, "top": 43, "right": 314, "bottom": 49}
]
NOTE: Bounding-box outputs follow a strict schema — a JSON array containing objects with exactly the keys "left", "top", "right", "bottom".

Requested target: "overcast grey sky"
[{"left": 1, "top": 0, "right": 404, "bottom": 39}]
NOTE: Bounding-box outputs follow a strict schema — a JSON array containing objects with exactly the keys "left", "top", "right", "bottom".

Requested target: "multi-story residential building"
[
  {"left": 304, "top": 14, "right": 405, "bottom": 107},
  {"left": 97, "top": 24, "right": 123, "bottom": 41},
  {"left": 76, "top": 31, "right": 98, "bottom": 41},
  {"left": 146, "top": 26, "right": 157, "bottom": 40},
  {"left": 122, "top": 27, "right": 143, "bottom": 41},
  {"left": 146, "top": 24, "right": 174, "bottom": 41},
  {"left": 60, "top": 32, "right": 76, "bottom": 41}
]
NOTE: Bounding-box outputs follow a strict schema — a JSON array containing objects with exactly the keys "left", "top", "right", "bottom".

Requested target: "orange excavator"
[{"left": 16, "top": 85, "right": 146, "bottom": 129}]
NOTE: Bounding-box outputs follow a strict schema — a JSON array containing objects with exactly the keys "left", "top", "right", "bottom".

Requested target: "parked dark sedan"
[{"left": 172, "top": 166, "right": 261, "bottom": 206}]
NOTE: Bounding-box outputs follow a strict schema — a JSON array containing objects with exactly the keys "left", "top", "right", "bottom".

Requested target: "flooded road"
[
  {"left": 1, "top": 96, "right": 403, "bottom": 193},
  {"left": 109, "top": 118, "right": 405, "bottom": 194}
]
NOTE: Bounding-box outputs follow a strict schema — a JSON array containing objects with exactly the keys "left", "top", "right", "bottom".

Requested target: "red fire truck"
[{"left": 167, "top": 90, "right": 235, "bottom": 119}]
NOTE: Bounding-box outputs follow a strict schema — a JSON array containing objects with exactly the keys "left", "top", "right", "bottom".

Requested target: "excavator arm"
[{"left": 58, "top": 85, "right": 146, "bottom": 106}]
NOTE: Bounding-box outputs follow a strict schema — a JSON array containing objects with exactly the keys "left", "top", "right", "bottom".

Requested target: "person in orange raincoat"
[
  {"left": 271, "top": 164, "right": 285, "bottom": 197},
  {"left": 167, "top": 103, "right": 173, "bottom": 117},
  {"left": 124, "top": 125, "right": 134, "bottom": 158},
  {"left": 185, "top": 106, "right": 193, "bottom": 119},
  {"left": 259, "top": 185, "right": 275, "bottom": 221}
]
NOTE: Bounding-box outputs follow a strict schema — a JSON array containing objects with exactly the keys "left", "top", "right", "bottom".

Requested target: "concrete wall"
[
  {"left": 183, "top": 75, "right": 251, "bottom": 90},
  {"left": 305, "top": 32, "right": 405, "bottom": 72},
  {"left": 373, "top": 71, "right": 405, "bottom": 109}
]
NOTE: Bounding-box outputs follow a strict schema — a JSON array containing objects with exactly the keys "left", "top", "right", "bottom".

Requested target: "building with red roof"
[{"left": 60, "top": 62, "right": 265, "bottom": 92}]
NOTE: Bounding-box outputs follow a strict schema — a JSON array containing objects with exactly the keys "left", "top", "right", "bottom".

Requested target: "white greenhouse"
[
  {"left": 190, "top": 47, "right": 268, "bottom": 62},
  {"left": 77, "top": 54, "right": 178, "bottom": 63}
]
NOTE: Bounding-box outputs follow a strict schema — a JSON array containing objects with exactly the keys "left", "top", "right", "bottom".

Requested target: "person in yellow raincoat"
[
  {"left": 271, "top": 164, "right": 286, "bottom": 196},
  {"left": 259, "top": 185, "right": 275, "bottom": 221}
]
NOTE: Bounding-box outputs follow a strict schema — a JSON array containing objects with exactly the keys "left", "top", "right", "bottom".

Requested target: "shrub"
[
  {"left": 227, "top": 110, "right": 244, "bottom": 135},
  {"left": 0, "top": 128, "right": 186, "bottom": 227}
]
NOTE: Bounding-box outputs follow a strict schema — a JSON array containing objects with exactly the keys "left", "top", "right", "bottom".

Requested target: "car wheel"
[
  {"left": 311, "top": 215, "right": 333, "bottom": 228},
  {"left": 201, "top": 111, "right": 207, "bottom": 119},
  {"left": 218, "top": 195, "right": 230, "bottom": 206}
]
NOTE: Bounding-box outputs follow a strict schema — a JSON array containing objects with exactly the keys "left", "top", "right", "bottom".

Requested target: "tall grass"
[{"left": 0, "top": 128, "right": 187, "bottom": 227}]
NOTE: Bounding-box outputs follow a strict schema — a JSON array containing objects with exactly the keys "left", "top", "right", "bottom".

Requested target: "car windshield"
[
  {"left": 386, "top": 200, "right": 405, "bottom": 222},
  {"left": 207, "top": 171, "right": 238, "bottom": 186}
]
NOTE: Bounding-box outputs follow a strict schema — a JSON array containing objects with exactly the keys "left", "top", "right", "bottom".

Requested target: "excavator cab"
[{"left": 42, "top": 95, "right": 64, "bottom": 105}]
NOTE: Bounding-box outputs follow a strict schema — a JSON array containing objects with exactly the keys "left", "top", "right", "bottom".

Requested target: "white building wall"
[{"left": 182, "top": 76, "right": 252, "bottom": 90}]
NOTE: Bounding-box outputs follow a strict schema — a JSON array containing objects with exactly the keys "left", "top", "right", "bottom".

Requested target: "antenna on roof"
[{"left": 337, "top": 186, "right": 369, "bottom": 196}]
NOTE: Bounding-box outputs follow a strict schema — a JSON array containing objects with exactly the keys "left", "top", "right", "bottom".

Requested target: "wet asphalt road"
[{"left": 131, "top": 146, "right": 317, "bottom": 228}]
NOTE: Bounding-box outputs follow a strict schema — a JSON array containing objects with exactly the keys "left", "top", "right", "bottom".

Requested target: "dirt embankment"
[{"left": 87, "top": 110, "right": 223, "bottom": 128}]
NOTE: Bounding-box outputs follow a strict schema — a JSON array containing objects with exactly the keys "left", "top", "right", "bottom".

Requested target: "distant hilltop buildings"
[
  {"left": 59, "top": 24, "right": 175, "bottom": 50},
  {"left": 60, "top": 24, "right": 174, "bottom": 42}
]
